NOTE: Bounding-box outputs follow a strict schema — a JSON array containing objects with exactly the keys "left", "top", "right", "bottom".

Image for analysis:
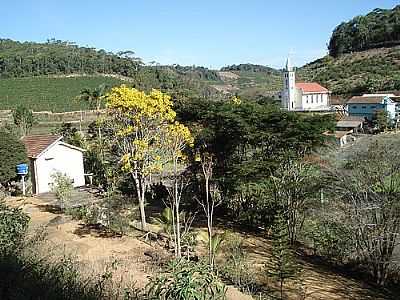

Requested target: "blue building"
[{"left": 347, "top": 94, "right": 397, "bottom": 121}]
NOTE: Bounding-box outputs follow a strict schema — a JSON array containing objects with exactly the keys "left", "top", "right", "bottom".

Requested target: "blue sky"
[{"left": 1, "top": 0, "right": 399, "bottom": 69}]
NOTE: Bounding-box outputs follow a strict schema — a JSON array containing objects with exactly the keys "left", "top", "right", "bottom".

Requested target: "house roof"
[
  {"left": 296, "top": 82, "right": 329, "bottom": 93},
  {"left": 21, "top": 135, "right": 62, "bottom": 158},
  {"left": 336, "top": 120, "right": 363, "bottom": 128},
  {"left": 340, "top": 115, "right": 365, "bottom": 122},
  {"left": 347, "top": 96, "right": 384, "bottom": 104}
]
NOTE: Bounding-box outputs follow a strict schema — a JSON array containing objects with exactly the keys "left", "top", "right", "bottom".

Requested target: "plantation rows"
[{"left": 0, "top": 76, "right": 123, "bottom": 112}]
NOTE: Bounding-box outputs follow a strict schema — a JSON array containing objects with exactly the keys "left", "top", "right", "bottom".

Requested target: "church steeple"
[
  {"left": 285, "top": 56, "right": 293, "bottom": 72},
  {"left": 282, "top": 55, "right": 296, "bottom": 110}
]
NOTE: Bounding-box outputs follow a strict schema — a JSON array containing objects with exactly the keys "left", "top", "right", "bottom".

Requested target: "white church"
[{"left": 281, "top": 57, "right": 331, "bottom": 111}]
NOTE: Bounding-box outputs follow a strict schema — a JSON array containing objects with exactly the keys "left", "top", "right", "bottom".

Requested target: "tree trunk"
[
  {"left": 174, "top": 157, "right": 181, "bottom": 258},
  {"left": 133, "top": 173, "right": 147, "bottom": 231},
  {"left": 205, "top": 177, "right": 213, "bottom": 270}
]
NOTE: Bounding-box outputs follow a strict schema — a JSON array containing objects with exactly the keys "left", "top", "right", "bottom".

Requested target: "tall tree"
[
  {"left": 0, "top": 129, "right": 27, "bottom": 187},
  {"left": 270, "top": 157, "right": 319, "bottom": 245},
  {"left": 12, "top": 105, "right": 34, "bottom": 137},
  {"left": 164, "top": 122, "right": 194, "bottom": 258},
  {"left": 106, "top": 85, "right": 179, "bottom": 231}
]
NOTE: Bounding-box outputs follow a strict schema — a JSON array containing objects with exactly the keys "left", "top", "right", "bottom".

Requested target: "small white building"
[
  {"left": 281, "top": 57, "right": 331, "bottom": 111},
  {"left": 22, "top": 135, "right": 85, "bottom": 194}
]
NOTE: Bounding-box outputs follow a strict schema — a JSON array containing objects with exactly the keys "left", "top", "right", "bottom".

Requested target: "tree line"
[
  {"left": 329, "top": 5, "right": 400, "bottom": 57},
  {"left": 0, "top": 38, "right": 223, "bottom": 103}
]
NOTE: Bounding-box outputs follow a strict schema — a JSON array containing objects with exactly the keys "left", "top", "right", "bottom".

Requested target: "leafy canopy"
[{"left": 0, "top": 129, "right": 27, "bottom": 185}]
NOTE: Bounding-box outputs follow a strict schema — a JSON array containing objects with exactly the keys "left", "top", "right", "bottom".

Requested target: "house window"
[
  {"left": 362, "top": 106, "right": 367, "bottom": 109},
  {"left": 352, "top": 106, "right": 357, "bottom": 109},
  {"left": 371, "top": 106, "right": 376, "bottom": 109}
]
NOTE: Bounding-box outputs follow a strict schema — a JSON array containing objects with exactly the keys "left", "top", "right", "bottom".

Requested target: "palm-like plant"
[{"left": 79, "top": 83, "right": 107, "bottom": 111}]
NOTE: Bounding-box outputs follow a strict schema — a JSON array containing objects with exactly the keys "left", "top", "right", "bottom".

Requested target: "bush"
[
  {"left": 147, "top": 259, "right": 227, "bottom": 300},
  {"left": 220, "top": 234, "right": 258, "bottom": 294},
  {"left": 0, "top": 201, "right": 29, "bottom": 256},
  {"left": 0, "top": 129, "right": 27, "bottom": 187},
  {"left": 50, "top": 172, "right": 73, "bottom": 210}
]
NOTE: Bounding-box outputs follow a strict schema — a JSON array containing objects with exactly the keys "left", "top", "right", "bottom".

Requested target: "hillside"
[
  {"left": 213, "top": 64, "right": 282, "bottom": 100},
  {"left": 0, "top": 39, "right": 281, "bottom": 111},
  {"left": 0, "top": 75, "right": 124, "bottom": 111},
  {"left": 298, "top": 5, "right": 400, "bottom": 96},
  {"left": 0, "top": 39, "right": 224, "bottom": 111},
  {"left": 328, "top": 5, "right": 400, "bottom": 57},
  {"left": 298, "top": 46, "right": 400, "bottom": 95}
]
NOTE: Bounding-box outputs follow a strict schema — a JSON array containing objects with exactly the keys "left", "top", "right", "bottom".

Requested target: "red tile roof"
[
  {"left": 21, "top": 135, "right": 62, "bottom": 158},
  {"left": 296, "top": 82, "right": 329, "bottom": 93}
]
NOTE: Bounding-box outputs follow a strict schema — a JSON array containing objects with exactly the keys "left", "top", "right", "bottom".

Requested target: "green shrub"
[
  {"left": 50, "top": 172, "right": 73, "bottom": 210},
  {"left": 147, "top": 259, "right": 226, "bottom": 300},
  {"left": 0, "top": 129, "right": 27, "bottom": 187},
  {"left": 0, "top": 201, "right": 29, "bottom": 256},
  {"left": 220, "top": 234, "right": 258, "bottom": 294}
]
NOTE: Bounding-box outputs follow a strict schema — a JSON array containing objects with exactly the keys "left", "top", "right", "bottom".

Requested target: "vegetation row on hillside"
[{"left": 328, "top": 5, "right": 400, "bottom": 57}]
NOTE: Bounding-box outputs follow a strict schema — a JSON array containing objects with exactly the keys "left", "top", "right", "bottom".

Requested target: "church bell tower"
[{"left": 282, "top": 57, "right": 296, "bottom": 110}]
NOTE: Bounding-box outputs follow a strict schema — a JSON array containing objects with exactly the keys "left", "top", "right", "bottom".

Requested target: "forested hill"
[
  {"left": 221, "top": 63, "right": 280, "bottom": 74},
  {"left": 0, "top": 38, "right": 221, "bottom": 83},
  {"left": 328, "top": 5, "right": 400, "bottom": 57},
  {"left": 0, "top": 38, "right": 142, "bottom": 78},
  {"left": 298, "top": 5, "right": 400, "bottom": 96},
  {"left": 0, "top": 38, "right": 225, "bottom": 106}
]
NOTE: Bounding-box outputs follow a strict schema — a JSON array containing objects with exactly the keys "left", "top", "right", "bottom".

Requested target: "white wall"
[
  {"left": 34, "top": 142, "right": 85, "bottom": 194},
  {"left": 301, "top": 92, "right": 330, "bottom": 110}
]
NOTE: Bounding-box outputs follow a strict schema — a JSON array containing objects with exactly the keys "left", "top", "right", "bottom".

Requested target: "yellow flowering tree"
[{"left": 106, "top": 85, "right": 193, "bottom": 233}]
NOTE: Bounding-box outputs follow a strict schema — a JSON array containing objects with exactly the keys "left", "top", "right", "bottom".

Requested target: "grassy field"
[{"left": 0, "top": 75, "right": 124, "bottom": 112}]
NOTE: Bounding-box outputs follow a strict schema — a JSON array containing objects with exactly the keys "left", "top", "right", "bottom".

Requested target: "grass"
[{"left": 0, "top": 75, "right": 124, "bottom": 112}]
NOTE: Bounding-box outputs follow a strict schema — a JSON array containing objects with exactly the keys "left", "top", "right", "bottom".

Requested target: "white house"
[
  {"left": 22, "top": 135, "right": 85, "bottom": 194},
  {"left": 281, "top": 57, "right": 331, "bottom": 111}
]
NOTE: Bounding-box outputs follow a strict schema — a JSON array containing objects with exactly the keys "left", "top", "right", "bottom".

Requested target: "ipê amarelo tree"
[{"left": 105, "top": 85, "right": 192, "bottom": 231}]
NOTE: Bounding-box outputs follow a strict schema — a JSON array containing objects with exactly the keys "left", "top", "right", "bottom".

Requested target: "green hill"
[
  {"left": 299, "top": 5, "right": 400, "bottom": 96},
  {"left": 213, "top": 64, "right": 281, "bottom": 101},
  {"left": 328, "top": 5, "right": 400, "bottom": 57},
  {"left": 0, "top": 39, "right": 224, "bottom": 111},
  {"left": 298, "top": 46, "right": 400, "bottom": 95}
]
